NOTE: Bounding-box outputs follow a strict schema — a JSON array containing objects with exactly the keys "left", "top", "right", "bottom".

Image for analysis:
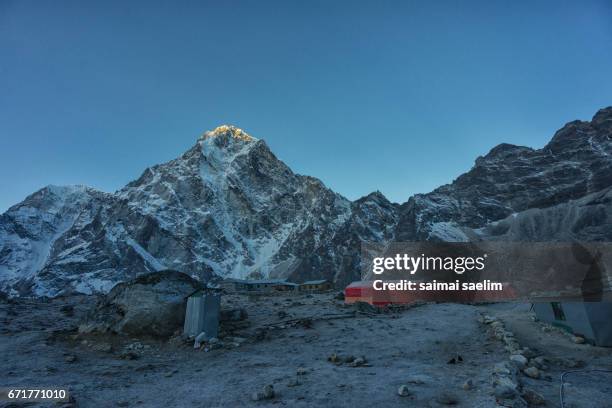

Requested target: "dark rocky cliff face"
[
  {"left": 395, "top": 107, "right": 612, "bottom": 242},
  {"left": 2, "top": 109, "right": 612, "bottom": 296}
]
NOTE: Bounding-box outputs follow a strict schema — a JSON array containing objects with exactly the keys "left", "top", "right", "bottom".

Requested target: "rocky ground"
[{"left": 1, "top": 293, "right": 611, "bottom": 408}]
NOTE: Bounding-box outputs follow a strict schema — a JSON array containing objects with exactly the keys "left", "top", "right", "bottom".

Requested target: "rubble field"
[{"left": 1, "top": 292, "right": 611, "bottom": 407}]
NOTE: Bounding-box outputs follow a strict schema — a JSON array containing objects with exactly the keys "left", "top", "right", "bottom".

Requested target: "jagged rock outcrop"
[
  {"left": 0, "top": 185, "right": 116, "bottom": 296},
  {"left": 1, "top": 108, "right": 612, "bottom": 296},
  {"left": 396, "top": 107, "right": 612, "bottom": 242},
  {"left": 478, "top": 186, "right": 612, "bottom": 242}
]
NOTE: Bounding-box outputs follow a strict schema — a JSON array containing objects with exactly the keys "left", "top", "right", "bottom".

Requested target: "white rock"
[
  {"left": 509, "top": 354, "right": 528, "bottom": 369},
  {"left": 262, "top": 384, "right": 275, "bottom": 399},
  {"left": 493, "top": 377, "right": 518, "bottom": 399},
  {"left": 493, "top": 362, "right": 512, "bottom": 375},
  {"left": 397, "top": 385, "right": 411, "bottom": 397},
  {"left": 194, "top": 332, "right": 209, "bottom": 348},
  {"left": 523, "top": 366, "right": 540, "bottom": 379}
]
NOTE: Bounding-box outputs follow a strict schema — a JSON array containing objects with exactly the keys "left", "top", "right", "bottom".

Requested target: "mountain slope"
[
  {"left": 395, "top": 107, "right": 612, "bottom": 242},
  {"left": 1, "top": 108, "right": 612, "bottom": 297},
  {"left": 0, "top": 126, "right": 357, "bottom": 296},
  {"left": 0, "top": 186, "right": 114, "bottom": 296}
]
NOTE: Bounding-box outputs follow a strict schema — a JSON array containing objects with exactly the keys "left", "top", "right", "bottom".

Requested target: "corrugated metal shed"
[{"left": 183, "top": 290, "right": 221, "bottom": 338}]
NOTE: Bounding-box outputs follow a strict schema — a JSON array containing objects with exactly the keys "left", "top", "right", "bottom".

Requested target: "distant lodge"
[{"left": 220, "top": 278, "right": 332, "bottom": 293}]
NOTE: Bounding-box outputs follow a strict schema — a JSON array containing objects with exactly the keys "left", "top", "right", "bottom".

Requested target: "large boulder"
[{"left": 81, "top": 270, "right": 203, "bottom": 337}]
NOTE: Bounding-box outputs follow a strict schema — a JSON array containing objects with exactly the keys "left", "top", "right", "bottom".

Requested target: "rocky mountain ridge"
[{"left": 1, "top": 108, "right": 612, "bottom": 297}]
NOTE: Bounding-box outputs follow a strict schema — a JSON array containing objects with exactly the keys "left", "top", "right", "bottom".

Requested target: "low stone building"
[
  {"left": 220, "top": 278, "right": 298, "bottom": 293},
  {"left": 271, "top": 281, "right": 299, "bottom": 291},
  {"left": 299, "top": 279, "right": 332, "bottom": 292},
  {"left": 219, "top": 278, "right": 250, "bottom": 292}
]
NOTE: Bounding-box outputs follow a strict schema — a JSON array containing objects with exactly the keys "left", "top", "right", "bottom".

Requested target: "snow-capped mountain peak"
[
  {"left": 201, "top": 125, "right": 257, "bottom": 143},
  {"left": 2, "top": 108, "right": 612, "bottom": 297},
  {"left": 198, "top": 125, "right": 260, "bottom": 171}
]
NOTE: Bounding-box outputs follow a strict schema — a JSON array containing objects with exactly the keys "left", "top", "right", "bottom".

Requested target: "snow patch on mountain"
[{"left": 2, "top": 108, "right": 612, "bottom": 297}]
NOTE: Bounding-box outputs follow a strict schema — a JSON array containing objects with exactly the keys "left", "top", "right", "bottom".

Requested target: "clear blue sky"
[{"left": 2, "top": 1, "right": 612, "bottom": 212}]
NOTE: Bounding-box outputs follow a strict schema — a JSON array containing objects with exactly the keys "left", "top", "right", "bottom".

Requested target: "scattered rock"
[
  {"left": 522, "top": 389, "right": 546, "bottom": 406},
  {"left": 124, "top": 342, "right": 146, "bottom": 352},
  {"left": 194, "top": 332, "right": 207, "bottom": 348},
  {"left": 397, "top": 385, "right": 412, "bottom": 397},
  {"left": 493, "top": 386, "right": 517, "bottom": 400},
  {"left": 447, "top": 354, "right": 463, "bottom": 364},
  {"left": 92, "top": 343, "right": 112, "bottom": 353},
  {"left": 481, "top": 314, "right": 498, "bottom": 324},
  {"left": 350, "top": 357, "right": 367, "bottom": 367},
  {"left": 164, "top": 369, "right": 178, "bottom": 378},
  {"left": 227, "top": 336, "right": 247, "bottom": 344},
  {"left": 296, "top": 367, "right": 308, "bottom": 376},
  {"left": 492, "top": 377, "right": 518, "bottom": 399},
  {"left": 64, "top": 355, "right": 77, "bottom": 363},
  {"left": 298, "top": 318, "right": 313, "bottom": 329},
  {"left": 119, "top": 351, "right": 139, "bottom": 360},
  {"left": 328, "top": 353, "right": 340, "bottom": 363},
  {"left": 59, "top": 394, "right": 78, "bottom": 408},
  {"left": 509, "top": 354, "right": 528, "bottom": 369},
  {"left": 520, "top": 348, "right": 537, "bottom": 359},
  {"left": 342, "top": 355, "right": 355, "bottom": 363},
  {"left": 252, "top": 384, "right": 275, "bottom": 401},
  {"left": 571, "top": 336, "right": 585, "bottom": 344},
  {"left": 530, "top": 356, "right": 548, "bottom": 371},
  {"left": 523, "top": 367, "right": 540, "bottom": 379},
  {"left": 354, "top": 301, "right": 378, "bottom": 314},
  {"left": 493, "top": 362, "right": 513, "bottom": 376},
  {"left": 287, "top": 378, "right": 300, "bottom": 387},
  {"left": 436, "top": 392, "right": 459, "bottom": 405},
  {"left": 462, "top": 379, "right": 474, "bottom": 390}
]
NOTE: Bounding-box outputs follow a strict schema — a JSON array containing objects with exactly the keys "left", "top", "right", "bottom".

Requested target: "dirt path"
[
  {"left": 1, "top": 296, "right": 611, "bottom": 407},
  {"left": 483, "top": 303, "right": 612, "bottom": 408}
]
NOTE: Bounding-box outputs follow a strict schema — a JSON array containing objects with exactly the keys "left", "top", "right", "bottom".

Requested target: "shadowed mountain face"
[
  {"left": 395, "top": 107, "right": 612, "bottom": 242},
  {"left": 2, "top": 109, "right": 612, "bottom": 297}
]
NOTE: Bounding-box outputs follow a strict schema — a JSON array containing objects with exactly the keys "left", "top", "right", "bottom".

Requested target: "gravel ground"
[{"left": 1, "top": 294, "right": 611, "bottom": 407}]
